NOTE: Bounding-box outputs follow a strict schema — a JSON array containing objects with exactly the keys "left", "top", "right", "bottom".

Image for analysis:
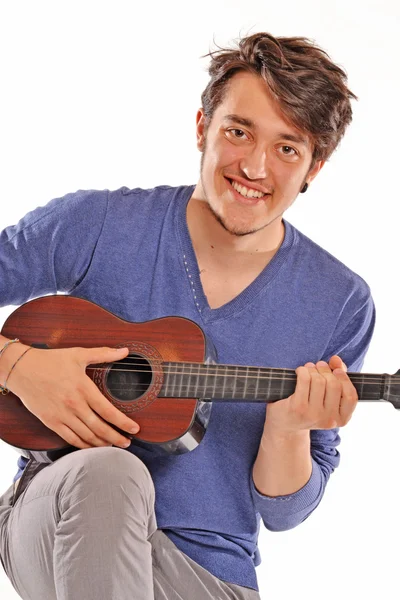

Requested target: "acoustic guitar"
[{"left": 0, "top": 295, "right": 398, "bottom": 463}]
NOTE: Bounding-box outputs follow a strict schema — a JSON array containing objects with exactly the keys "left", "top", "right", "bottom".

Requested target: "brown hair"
[{"left": 201, "top": 33, "right": 357, "bottom": 164}]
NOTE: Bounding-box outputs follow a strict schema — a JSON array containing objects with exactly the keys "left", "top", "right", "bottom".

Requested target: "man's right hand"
[{"left": 3, "top": 344, "right": 139, "bottom": 449}]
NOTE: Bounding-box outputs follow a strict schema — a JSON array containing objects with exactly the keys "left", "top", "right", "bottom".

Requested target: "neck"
[{"left": 159, "top": 362, "right": 389, "bottom": 404}]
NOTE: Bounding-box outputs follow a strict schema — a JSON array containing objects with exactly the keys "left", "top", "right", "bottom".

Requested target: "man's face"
[{"left": 195, "top": 71, "right": 323, "bottom": 237}]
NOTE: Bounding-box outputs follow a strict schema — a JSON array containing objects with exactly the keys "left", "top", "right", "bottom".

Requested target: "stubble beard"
[{"left": 200, "top": 148, "right": 279, "bottom": 238}]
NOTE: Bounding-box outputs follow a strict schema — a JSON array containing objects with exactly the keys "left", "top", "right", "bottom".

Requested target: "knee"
[
  {"left": 51, "top": 448, "right": 156, "bottom": 534},
  {"left": 57, "top": 447, "right": 154, "bottom": 495}
]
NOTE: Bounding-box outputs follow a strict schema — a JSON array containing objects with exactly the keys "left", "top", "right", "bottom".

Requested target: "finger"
[
  {"left": 329, "top": 355, "right": 347, "bottom": 372},
  {"left": 294, "top": 366, "right": 312, "bottom": 414},
  {"left": 85, "top": 379, "right": 141, "bottom": 435},
  {"left": 68, "top": 413, "right": 131, "bottom": 448},
  {"left": 56, "top": 423, "right": 99, "bottom": 450},
  {"left": 333, "top": 368, "right": 358, "bottom": 425},
  {"left": 315, "top": 361, "right": 341, "bottom": 426},
  {"left": 77, "top": 347, "right": 140, "bottom": 434},
  {"left": 80, "top": 346, "right": 130, "bottom": 367},
  {"left": 307, "top": 363, "right": 327, "bottom": 417}
]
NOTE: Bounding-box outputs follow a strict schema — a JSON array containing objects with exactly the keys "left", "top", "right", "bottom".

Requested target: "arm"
[
  {"left": 0, "top": 190, "right": 140, "bottom": 449},
  {"left": 253, "top": 427, "right": 311, "bottom": 498},
  {"left": 0, "top": 190, "right": 109, "bottom": 305},
  {"left": 251, "top": 292, "right": 375, "bottom": 531}
]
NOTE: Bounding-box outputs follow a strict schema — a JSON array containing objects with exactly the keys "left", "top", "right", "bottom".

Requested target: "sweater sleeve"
[
  {"left": 0, "top": 189, "right": 109, "bottom": 307},
  {"left": 251, "top": 288, "right": 376, "bottom": 532}
]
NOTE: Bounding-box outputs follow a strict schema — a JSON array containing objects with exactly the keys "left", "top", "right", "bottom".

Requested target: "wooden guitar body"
[{"left": 0, "top": 295, "right": 214, "bottom": 462}]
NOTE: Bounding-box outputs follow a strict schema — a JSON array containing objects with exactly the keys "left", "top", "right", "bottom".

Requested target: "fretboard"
[{"left": 159, "top": 362, "right": 390, "bottom": 403}]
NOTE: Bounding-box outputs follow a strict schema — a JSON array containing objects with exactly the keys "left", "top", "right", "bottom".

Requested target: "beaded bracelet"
[
  {"left": 0, "top": 338, "right": 20, "bottom": 361},
  {"left": 0, "top": 339, "right": 20, "bottom": 393},
  {"left": 0, "top": 346, "right": 33, "bottom": 395}
]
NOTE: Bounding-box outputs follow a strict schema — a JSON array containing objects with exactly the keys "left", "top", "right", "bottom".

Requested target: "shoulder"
[
  {"left": 99, "top": 185, "right": 195, "bottom": 234},
  {"left": 1, "top": 189, "right": 110, "bottom": 245},
  {"left": 289, "top": 222, "right": 372, "bottom": 308},
  {"left": 108, "top": 184, "right": 194, "bottom": 211},
  {"left": 8, "top": 184, "right": 194, "bottom": 237}
]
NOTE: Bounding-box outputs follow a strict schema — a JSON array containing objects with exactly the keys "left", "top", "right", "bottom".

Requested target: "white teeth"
[{"left": 230, "top": 180, "right": 265, "bottom": 199}]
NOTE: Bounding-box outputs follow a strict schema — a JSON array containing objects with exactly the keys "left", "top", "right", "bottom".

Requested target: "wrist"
[
  {"left": 0, "top": 341, "right": 31, "bottom": 386},
  {"left": 255, "top": 426, "right": 312, "bottom": 497},
  {"left": 262, "top": 423, "right": 310, "bottom": 443}
]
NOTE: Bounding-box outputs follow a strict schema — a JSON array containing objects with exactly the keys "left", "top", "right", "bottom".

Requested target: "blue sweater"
[{"left": 0, "top": 185, "right": 375, "bottom": 590}]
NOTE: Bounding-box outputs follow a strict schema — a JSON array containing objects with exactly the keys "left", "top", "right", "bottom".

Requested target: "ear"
[
  {"left": 306, "top": 159, "right": 325, "bottom": 185},
  {"left": 196, "top": 109, "right": 206, "bottom": 151}
]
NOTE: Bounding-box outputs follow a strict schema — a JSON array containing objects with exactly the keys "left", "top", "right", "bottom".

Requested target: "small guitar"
[{"left": 0, "top": 295, "right": 398, "bottom": 463}]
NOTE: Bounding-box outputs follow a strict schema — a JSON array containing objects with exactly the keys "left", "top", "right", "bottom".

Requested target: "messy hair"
[{"left": 201, "top": 33, "right": 357, "bottom": 164}]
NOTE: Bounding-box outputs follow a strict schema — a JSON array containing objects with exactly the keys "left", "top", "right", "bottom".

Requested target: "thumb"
[
  {"left": 329, "top": 354, "right": 347, "bottom": 372},
  {"left": 83, "top": 346, "right": 130, "bottom": 365}
]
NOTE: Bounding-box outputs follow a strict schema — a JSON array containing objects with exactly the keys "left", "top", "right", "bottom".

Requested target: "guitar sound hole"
[{"left": 106, "top": 354, "right": 153, "bottom": 401}]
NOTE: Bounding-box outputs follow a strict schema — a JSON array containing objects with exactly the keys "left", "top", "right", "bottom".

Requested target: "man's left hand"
[{"left": 264, "top": 355, "right": 358, "bottom": 433}]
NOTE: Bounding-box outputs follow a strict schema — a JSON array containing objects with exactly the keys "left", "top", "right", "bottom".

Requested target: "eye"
[
  {"left": 226, "top": 128, "right": 250, "bottom": 141},
  {"left": 279, "top": 145, "right": 297, "bottom": 157}
]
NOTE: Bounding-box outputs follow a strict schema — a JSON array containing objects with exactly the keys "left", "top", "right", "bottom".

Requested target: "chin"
[
  {"left": 215, "top": 212, "right": 267, "bottom": 237},
  {"left": 205, "top": 186, "right": 272, "bottom": 235}
]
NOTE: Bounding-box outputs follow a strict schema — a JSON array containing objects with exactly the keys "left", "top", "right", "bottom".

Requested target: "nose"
[{"left": 240, "top": 146, "right": 268, "bottom": 180}]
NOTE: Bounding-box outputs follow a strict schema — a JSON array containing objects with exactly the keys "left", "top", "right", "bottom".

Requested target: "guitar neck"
[{"left": 159, "top": 362, "right": 392, "bottom": 404}]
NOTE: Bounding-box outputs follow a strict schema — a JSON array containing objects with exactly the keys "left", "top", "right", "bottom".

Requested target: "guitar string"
[
  {"left": 82, "top": 379, "right": 387, "bottom": 396},
  {"left": 86, "top": 358, "right": 392, "bottom": 381},
  {"left": 88, "top": 356, "right": 390, "bottom": 377},
  {"left": 65, "top": 379, "right": 384, "bottom": 397},
  {"left": 60, "top": 387, "right": 383, "bottom": 400},
  {"left": 85, "top": 366, "right": 389, "bottom": 383},
  {"left": 80, "top": 384, "right": 383, "bottom": 394},
  {"left": 86, "top": 360, "right": 389, "bottom": 380}
]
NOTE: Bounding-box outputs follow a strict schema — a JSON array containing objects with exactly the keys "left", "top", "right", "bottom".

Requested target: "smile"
[{"left": 229, "top": 179, "right": 267, "bottom": 199}]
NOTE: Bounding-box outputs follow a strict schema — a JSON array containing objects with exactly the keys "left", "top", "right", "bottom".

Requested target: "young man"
[{"left": 0, "top": 33, "right": 375, "bottom": 600}]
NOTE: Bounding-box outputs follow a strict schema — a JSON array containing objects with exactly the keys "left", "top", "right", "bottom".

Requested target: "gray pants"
[{"left": 0, "top": 447, "right": 261, "bottom": 600}]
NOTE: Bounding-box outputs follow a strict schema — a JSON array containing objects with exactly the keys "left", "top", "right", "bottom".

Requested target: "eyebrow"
[
  {"left": 277, "top": 133, "right": 308, "bottom": 147},
  {"left": 223, "top": 114, "right": 255, "bottom": 128},
  {"left": 223, "top": 114, "right": 309, "bottom": 147}
]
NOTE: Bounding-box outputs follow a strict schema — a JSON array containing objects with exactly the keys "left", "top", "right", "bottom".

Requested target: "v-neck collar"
[{"left": 174, "top": 185, "right": 295, "bottom": 324}]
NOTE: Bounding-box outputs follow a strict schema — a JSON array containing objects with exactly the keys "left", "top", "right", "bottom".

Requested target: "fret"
[
  {"left": 351, "top": 373, "right": 383, "bottom": 402},
  {"left": 164, "top": 363, "right": 171, "bottom": 396},
  {"left": 243, "top": 366, "right": 249, "bottom": 399},
  {"left": 204, "top": 363, "right": 215, "bottom": 399},
  {"left": 232, "top": 366, "right": 238, "bottom": 398},
  {"left": 238, "top": 367, "right": 243, "bottom": 398},
  {"left": 194, "top": 363, "right": 201, "bottom": 398},
  {"left": 204, "top": 362, "right": 210, "bottom": 398},
  {"left": 181, "top": 363, "right": 189, "bottom": 398},
  {"left": 221, "top": 365, "right": 227, "bottom": 399},
  {"left": 178, "top": 364, "right": 184, "bottom": 398},
  {"left": 237, "top": 366, "right": 247, "bottom": 398},
  {"left": 279, "top": 371, "right": 285, "bottom": 399},
  {"left": 212, "top": 365, "right": 218, "bottom": 399},
  {"left": 254, "top": 368, "right": 260, "bottom": 400},
  {"left": 253, "top": 369, "right": 261, "bottom": 397},
  {"left": 184, "top": 363, "right": 192, "bottom": 398},
  {"left": 172, "top": 362, "right": 178, "bottom": 397},
  {"left": 268, "top": 368, "right": 273, "bottom": 400}
]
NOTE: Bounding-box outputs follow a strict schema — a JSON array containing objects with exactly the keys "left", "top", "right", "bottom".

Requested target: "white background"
[{"left": 0, "top": 1, "right": 399, "bottom": 598}]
